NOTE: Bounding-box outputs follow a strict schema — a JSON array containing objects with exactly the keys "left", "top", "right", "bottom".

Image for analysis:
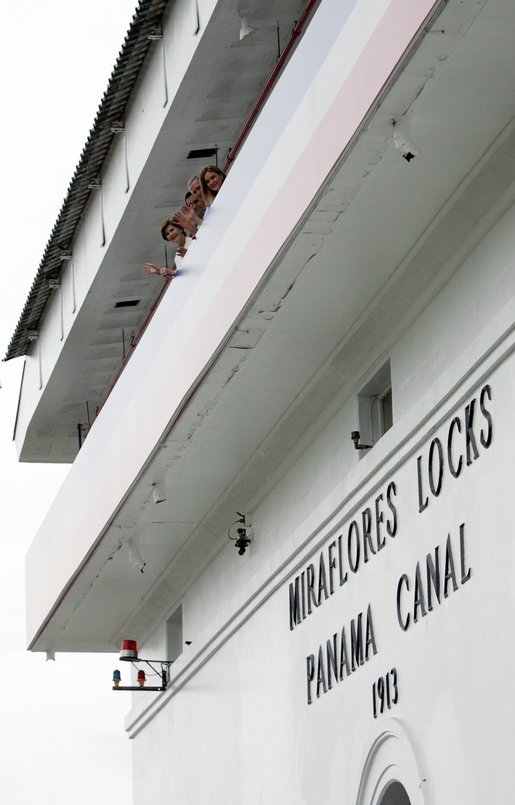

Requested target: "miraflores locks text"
[{"left": 287, "top": 384, "right": 493, "bottom": 705}]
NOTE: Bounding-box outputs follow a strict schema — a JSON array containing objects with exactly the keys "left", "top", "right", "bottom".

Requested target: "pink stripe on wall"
[
  {"left": 123, "top": 1, "right": 442, "bottom": 482},
  {"left": 173, "top": 0, "right": 441, "bottom": 370}
]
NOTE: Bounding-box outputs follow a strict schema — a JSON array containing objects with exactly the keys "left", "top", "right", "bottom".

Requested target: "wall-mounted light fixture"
[
  {"left": 112, "top": 639, "right": 172, "bottom": 692},
  {"left": 392, "top": 117, "right": 420, "bottom": 163},
  {"left": 228, "top": 512, "right": 253, "bottom": 555},
  {"left": 127, "top": 535, "right": 146, "bottom": 573},
  {"left": 152, "top": 482, "right": 166, "bottom": 504},
  {"left": 238, "top": 7, "right": 257, "bottom": 40},
  {"left": 351, "top": 430, "right": 372, "bottom": 451}
]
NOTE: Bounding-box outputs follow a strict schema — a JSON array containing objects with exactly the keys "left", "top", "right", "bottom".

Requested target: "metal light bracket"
[
  {"left": 351, "top": 430, "right": 372, "bottom": 450},
  {"left": 113, "top": 657, "right": 172, "bottom": 692},
  {"left": 228, "top": 512, "right": 253, "bottom": 556}
]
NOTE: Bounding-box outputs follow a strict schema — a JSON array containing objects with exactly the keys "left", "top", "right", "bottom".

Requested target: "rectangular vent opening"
[
  {"left": 187, "top": 147, "right": 218, "bottom": 160},
  {"left": 114, "top": 299, "right": 140, "bottom": 308}
]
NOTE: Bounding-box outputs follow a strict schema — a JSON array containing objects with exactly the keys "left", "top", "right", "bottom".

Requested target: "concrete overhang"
[
  {"left": 25, "top": 0, "right": 515, "bottom": 652},
  {"left": 14, "top": 0, "right": 307, "bottom": 463}
]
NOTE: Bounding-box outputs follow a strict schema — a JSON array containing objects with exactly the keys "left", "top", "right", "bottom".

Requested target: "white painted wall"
[
  {"left": 18, "top": 0, "right": 515, "bottom": 799},
  {"left": 25, "top": 0, "right": 442, "bottom": 644},
  {"left": 129, "top": 199, "right": 514, "bottom": 804}
]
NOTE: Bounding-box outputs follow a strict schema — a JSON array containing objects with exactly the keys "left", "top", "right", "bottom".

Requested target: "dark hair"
[{"left": 160, "top": 218, "right": 186, "bottom": 242}]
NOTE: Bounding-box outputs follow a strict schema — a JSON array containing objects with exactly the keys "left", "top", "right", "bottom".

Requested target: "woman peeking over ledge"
[
  {"left": 144, "top": 219, "right": 191, "bottom": 278},
  {"left": 199, "top": 165, "right": 226, "bottom": 207}
]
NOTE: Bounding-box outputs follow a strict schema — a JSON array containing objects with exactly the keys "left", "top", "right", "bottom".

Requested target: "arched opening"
[
  {"left": 355, "top": 722, "right": 425, "bottom": 805},
  {"left": 379, "top": 781, "right": 411, "bottom": 805}
]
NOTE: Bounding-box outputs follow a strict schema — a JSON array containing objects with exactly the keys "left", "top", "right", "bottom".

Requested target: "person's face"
[
  {"left": 190, "top": 177, "right": 202, "bottom": 198},
  {"left": 186, "top": 194, "right": 205, "bottom": 214},
  {"left": 204, "top": 170, "right": 223, "bottom": 192},
  {"left": 164, "top": 225, "right": 184, "bottom": 246}
]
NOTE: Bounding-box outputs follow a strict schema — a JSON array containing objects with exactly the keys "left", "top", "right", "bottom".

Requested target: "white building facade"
[{"left": 7, "top": 0, "right": 515, "bottom": 803}]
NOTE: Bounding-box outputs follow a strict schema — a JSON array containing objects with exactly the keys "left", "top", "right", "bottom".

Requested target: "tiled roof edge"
[{"left": 5, "top": 0, "right": 169, "bottom": 361}]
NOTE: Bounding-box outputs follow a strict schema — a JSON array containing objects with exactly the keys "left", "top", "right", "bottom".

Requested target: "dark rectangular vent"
[
  {"left": 187, "top": 147, "right": 218, "bottom": 160},
  {"left": 115, "top": 299, "right": 140, "bottom": 308}
]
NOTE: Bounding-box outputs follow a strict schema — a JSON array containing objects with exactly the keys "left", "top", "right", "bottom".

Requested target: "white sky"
[{"left": 0, "top": 1, "right": 140, "bottom": 801}]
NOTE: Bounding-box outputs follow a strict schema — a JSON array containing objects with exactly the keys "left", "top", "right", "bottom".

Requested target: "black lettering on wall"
[
  {"left": 417, "top": 456, "right": 429, "bottom": 513},
  {"left": 318, "top": 553, "right": 329, "bottom": 604},
  {"left": 443, "top": 534, "right": 458, "bottom": 597},
  {"left": 396, "top": 525, "right": 473, "bottom": 640},
  {"left": 316, "top": 645, "right": 327, "bottom": 698},
  {"left": 339, "top": 627, "right": 350, "bottom": 680},
  {"left": 426, "top": 546, "right": 441, "bottom": 611},
  {"left": 362, "top": 507, "right": 376, "bottom": 562},
  {"left": 326, "top": 635, "right": 338, "bottom": 690},
  {"left": 306, "top": 654, "right": 315, "bottom": 705},
  {"left": 305, "top": 605, "right": 377, "bottom": 705},
  {"left": 306, "top": 564, "right": 318, "bottom": 613},
  {"left": 415, "top": 383, "right": 494, "bottom": 515},
  {"left": 459, "top": 522, "right": 472, "bottom": 584},
  {"left": 301, "top": 571, "right": 306, "bottom": 621},
  {"left": 428, "top": 438, "right": 444, "bottom": 497},
  {"left": 413, "top": 562, "right": 427, "bottom": 622},
  {"left": 350, "top": 613, "right": 364, "bottom": 670},
  {"left": 289, "top": 577, "right": 302, "bottom": 630},
  {"left": 479, "top": 384, "right": 493, "bottom": 448},
  {"left": 386, "top": 481, "right": 398, "bottom": 537},
  {"left": 447, "top": 417, "right": 463, "bottom": 478},
  {"left": 337, "top": 534, "right": 348, "bottom": 587},
  {"left": 465, "top": 399, "right": 480, "bottom": 466},
  {"left": 289, "top": 481, "right": 399, "bottom": 630},
  {"left": 364, "top": 604, "right": 377, "bottom": 659},
  {"left": 348, "top": 520, "right": 361, "bottom": 573},
  {"left": 375, "top": 494, "right": 386, "bottom": 551},
  {"left": 397, "top": 574, "right": 410, "bottom": 631},
  {"left": 328, "top": 540, "right": 337, "bottom": 595}
]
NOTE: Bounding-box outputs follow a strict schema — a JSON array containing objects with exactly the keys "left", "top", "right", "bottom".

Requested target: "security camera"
[{"left": 393, "top": 119, "right": 420, "bottom": 162}]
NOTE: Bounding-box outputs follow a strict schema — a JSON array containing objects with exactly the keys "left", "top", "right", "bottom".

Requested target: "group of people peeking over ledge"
[{"left": 144, "top": 165, "right": 226, "bottom": 279}]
